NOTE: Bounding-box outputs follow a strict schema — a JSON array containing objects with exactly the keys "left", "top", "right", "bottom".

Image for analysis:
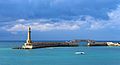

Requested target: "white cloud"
[
  {"left": 6, "top": 24, "right": 27, "bottom": 31},
  {"left": 16, "top": 19, "right": 27, "bottom": 22},
  {"left": 2, "top": 5, "right": 120, "bottom": 33},
  {"left": 4, "top": 21, "right": 84, "bottom": 32},
  {"left": 89, "top": 22, "right": 104, "bottom": 30}
]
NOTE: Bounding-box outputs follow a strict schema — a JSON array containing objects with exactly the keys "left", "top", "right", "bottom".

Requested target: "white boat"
[{"left": 75, "top": 51, "right": 85, "bottom": 55}]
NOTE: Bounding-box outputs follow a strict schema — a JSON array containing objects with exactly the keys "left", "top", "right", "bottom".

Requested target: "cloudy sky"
[{"left": 0, "top": 0, "right": 120, "bottom": 40}]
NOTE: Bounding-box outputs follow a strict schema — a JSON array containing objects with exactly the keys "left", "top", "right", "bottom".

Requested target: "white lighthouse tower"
[{"left": 22, "top": 26, "right": 33, "bottom": 49}]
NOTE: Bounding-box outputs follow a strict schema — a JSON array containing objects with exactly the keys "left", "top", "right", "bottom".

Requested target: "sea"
[{"left": 0, "top": 41, "right": 120, "bottom": 65}]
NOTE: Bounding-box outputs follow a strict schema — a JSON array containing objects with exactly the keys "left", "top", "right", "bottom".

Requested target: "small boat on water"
[{"left": 75, "top": 51, "right": 85, "bottom": 55}]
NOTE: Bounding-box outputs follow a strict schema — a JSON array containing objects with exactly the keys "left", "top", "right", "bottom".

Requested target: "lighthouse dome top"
[{"left": 28, "top": 26, "right": 31, "bottom": 31}]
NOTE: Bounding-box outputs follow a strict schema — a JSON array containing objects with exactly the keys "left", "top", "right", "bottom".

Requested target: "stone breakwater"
[
  {"left": 88, "top": 42, "right": 120, "bottom": 46},
  {"left": 13, "top": 41, "right": 79, "bottom": 49},
  {"left": 13, "top": 40, "right": 120, "bottom": 49}
]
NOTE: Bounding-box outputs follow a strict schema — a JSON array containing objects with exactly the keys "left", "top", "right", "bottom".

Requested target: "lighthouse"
[
  {"left": 26, "top": 26, "right": 32, "bottom": 43},
  {"left": 22, "top": 26, "right": 33, "bottom": 49}
]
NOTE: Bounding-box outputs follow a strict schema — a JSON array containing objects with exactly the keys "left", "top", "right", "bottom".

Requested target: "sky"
[{"left": 0, "top": 0, "right": 120, "bottom": 41}]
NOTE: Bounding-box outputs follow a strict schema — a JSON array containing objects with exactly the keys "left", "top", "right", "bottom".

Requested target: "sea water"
[{"left": 0, "top": 41, "right": 120, "bottom": 65}]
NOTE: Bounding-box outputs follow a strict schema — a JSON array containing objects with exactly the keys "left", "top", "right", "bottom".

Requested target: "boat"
[{"left": 75, "top": 51, "right": 85, "bottom": 55}]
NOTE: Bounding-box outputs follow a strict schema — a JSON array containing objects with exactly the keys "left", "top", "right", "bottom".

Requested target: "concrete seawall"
[
  {"left": 88, "top": 42, "right": 108, "bottom": 46},
  {"left": 13, "top": 41, "right": 79, "bottom": 49},
  {"left": 13, "top": 40, "right": 120, "bottom": 49},
  {"left": 32, "top": 42, "right": 79, "bottom": 48}
]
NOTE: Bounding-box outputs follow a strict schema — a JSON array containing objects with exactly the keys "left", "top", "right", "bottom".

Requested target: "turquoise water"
[{"left": 0, "top": 41, "right": 120, "bottom": 65}]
